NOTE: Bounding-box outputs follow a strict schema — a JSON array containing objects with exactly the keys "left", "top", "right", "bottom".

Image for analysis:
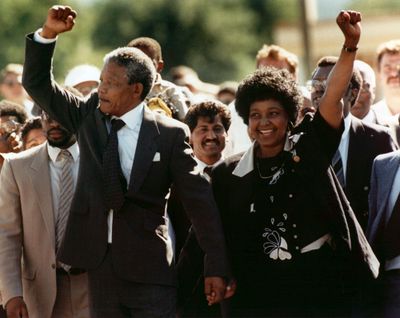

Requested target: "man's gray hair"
[{"left": 103, "top": 47, "right": 156, "bottom": 100}]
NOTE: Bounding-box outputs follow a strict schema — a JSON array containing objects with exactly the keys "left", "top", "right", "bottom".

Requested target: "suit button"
[
  {"left": 363, "top": 186, "right": 369, "bottom": 191},
  {"left": 51, "top": 264, "right": 56, "bottom": 269}
]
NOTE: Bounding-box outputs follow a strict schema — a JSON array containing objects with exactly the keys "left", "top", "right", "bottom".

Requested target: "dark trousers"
[
  {"left": 380, "top": 269, "right": 400, "bottom": 318},
  {"left": 88, "top": 244, "right": 176, "bottom": 318}
]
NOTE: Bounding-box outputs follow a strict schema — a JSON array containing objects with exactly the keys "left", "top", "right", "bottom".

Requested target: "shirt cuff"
[{"left": 33, "top": 28, "right": 57, "bottom": 44}]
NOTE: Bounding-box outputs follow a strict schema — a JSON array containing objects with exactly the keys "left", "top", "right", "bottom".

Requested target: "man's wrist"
[
  {"left": 342, "top": 44, "right": 358, "bottom": 52},
  {"left": 40, "top": 25, "right": 58, "bottom": 39},
  {"left": 34, "top": 28, "right": 57, "bottom": 44}
]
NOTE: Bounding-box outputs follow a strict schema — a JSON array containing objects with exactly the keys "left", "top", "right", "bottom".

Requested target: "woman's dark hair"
[{"left": 235, "top": 67, "right": 302, "bottom": 126}]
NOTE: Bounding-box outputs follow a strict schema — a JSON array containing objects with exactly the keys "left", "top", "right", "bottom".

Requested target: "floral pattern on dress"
[{"left": 262, "top": 214, "right": 292, "bottom": 261}]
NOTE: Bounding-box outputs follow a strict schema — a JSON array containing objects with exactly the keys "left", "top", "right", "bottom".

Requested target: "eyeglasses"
[{"left": 308, "top": 79, "right": 328, "bottom": 93}]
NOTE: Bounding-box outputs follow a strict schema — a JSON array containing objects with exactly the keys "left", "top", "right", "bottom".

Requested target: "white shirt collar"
[
  {"left": 112, "top": 102, "right": 144, "bottom": 130},
  {"left": 47, "top": 141, "right": 79, "bottom": 163},
  {"left": 341, "top": 114, "right": 352, "bottom": 141},
  {"left": 195, "top": 156, "right": 225, "bottom": 171},
  {"left": 232, "top": 132, "right": 294, "bottom": 178}
]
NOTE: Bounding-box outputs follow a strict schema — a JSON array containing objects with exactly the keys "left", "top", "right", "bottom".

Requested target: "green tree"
[{"left": 91, "top": 0, "right": 282, "bottom": 83}]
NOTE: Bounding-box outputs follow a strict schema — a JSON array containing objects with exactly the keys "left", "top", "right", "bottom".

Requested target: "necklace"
[{"left": 256, "top": 160, "right": 284, "bottom": 180}]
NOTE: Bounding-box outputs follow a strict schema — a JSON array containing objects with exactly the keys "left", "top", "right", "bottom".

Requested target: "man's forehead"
[
  {"left": 312, "top": 65, "right": 333, "bottom": 80},
  {"left": 196, "top": 115, "right": 223, "bottom": 126}
]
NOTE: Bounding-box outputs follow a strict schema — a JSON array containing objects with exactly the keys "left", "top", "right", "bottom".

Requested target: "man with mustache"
[
  {"left": 0, "top": 111, "right": 89, "bottom": 318},
  {"left": 372, "top": 40, "right": 400, "bottom": 124}
]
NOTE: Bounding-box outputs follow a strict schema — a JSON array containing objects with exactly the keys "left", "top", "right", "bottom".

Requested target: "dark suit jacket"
[
  {"left": 345, "top": 117, "right": 397, "bottom": 230},
  {"left": 22, "top": 34, "right": 229, "bottom": 286}
]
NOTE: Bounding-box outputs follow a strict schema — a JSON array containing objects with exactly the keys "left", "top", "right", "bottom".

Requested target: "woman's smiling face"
[{"left": 248, "top": 99, "right": 289, "bottom": 158}]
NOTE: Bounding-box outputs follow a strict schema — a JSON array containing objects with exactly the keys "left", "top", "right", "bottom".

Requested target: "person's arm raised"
[
  {"left": 40, "top": 5, "right": 77, "bottom": 39},
  {"left": 319, "top": 10, "right": 361, "bottom": 129}
]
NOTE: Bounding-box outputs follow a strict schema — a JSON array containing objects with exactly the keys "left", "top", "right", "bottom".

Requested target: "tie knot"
[
  {"left": 204, "top": 166, "right": 213, "bottom": 176},
  {"left": 111, "top": 119, "right": 125, "bottom": 132},
  {"left": 58, "top": 149, "right": 72, "bottom": 162}
]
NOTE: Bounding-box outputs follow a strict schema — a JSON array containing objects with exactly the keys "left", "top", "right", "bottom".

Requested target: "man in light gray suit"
[
  {"left": 0, "top": 112, "right": 89, "bottom": 318},
  {"left": 367, "top": 150, "right": 400, "bottom": 318}
]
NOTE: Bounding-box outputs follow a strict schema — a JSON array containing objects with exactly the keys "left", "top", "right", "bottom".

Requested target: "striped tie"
[
  {"left": 56, "top": 150, "right": 74, "bottom": 252},
  {"left": 332, "top": 149, "right": 345, "bottom": 188}
]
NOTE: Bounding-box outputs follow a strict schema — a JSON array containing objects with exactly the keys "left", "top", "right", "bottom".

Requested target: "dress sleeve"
[{"left": 310, "top": 110, "right": 344, "bottom": 160}]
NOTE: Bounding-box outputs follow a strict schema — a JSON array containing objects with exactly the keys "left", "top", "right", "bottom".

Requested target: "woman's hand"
[{"left": 336, "top": 10, "right": 361, "bottom": 49}]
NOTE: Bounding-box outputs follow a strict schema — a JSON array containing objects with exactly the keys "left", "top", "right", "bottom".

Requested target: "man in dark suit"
[
  {"left": 367, "top": 150, "right": 400, "bottom": 317},
  {"left": 22, "top": 5, "right": 229, "bottom": 318},
  {"left": 310, "top": 56, "right": 397, "bottom": 230}
]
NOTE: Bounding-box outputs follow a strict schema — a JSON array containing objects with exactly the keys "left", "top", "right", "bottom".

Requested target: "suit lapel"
[
  {"left": 129, "top": 107, "right": 160, "bottom": 192},
  {"left": 378, "top": 154, "right": 400, "bottom": 221},
  {"left": 29, "top": 143, "right": 56, "bottom": 247},
  {"left": 94, "top": 108, "right": 109, "bottom": 150}
]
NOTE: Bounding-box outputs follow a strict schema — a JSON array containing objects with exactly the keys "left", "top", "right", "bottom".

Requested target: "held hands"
[
  {"left": 6, "top": 296, "right": 29, "bottom": 318},
  {"left": 204, "top": 277, "right": 237, "bottom": 306},
  {"left": 41, "top": 5, "right": 77, "bottom": 39},
  {"left": 336, "top": 10, "right": 361, "bottom": 49}
]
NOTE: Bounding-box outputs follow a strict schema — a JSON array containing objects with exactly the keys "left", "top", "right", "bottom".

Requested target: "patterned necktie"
[
  {"left": 55, "top": 149, "right": 74, "bottom": 252},
  {"left": 383, "top": 193, "right": 400, "bottom": 259},
  {"left": 103, "top": 119, "right": 127, "bottom": 211},
  {"left": 332, "top": 149, "right": 345, "bottom": 188}
]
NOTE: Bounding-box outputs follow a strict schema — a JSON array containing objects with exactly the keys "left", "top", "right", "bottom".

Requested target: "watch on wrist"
[{"left": 342, "top": 45, "right": 358, "bottom": 52}]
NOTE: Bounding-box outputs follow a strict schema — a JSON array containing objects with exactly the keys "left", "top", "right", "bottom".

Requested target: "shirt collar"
[
  {"left": 47, "top": 141, "right": 79, "bottom": 163},
  {"left": 342, "top": 113, "right": 352, "bottom": 141},
  {"left": 195, "top": 156, "right": 225, "bottom": 171},
  {"left": 112, "top": 102, "right": 144, "bottom": 130}
]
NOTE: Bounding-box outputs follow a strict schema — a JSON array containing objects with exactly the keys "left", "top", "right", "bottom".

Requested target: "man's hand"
[
  {"left": 6, "top": 297, "right": 29, "bottom": 318},
  {"left": 204, "top": 276, "right": 226, "bottom": 306},
  {"left": 336, "top": 10, "right": 361, "bottom": 48},
  {"left": 41, "top": 5, "right": 77, "bottom": 39}
]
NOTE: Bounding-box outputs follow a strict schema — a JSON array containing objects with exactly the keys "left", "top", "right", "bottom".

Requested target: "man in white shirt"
[
  {"left": 168, "top": 101, "right": 234, "bottom": 316},
  {"left": 372, "top": 39, "right": 400, "bottom": 124},
  {"left": 311, "top": 56, "right": 396, "bottom": 230},
  {"left": 0, "top": 112, "right": 89, "bottom": 318},
  {"left": 22, "top": 5, "right": 229, "bottom": 317}
]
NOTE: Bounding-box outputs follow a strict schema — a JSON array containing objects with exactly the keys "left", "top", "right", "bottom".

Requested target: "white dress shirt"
[
  {"left": 336, "top": 114, "right": 352, "bottom": 179},
  {"left": 106, "top": 103, "right": 144, "bottom": 242},
  {"left": 47, "top": 142, "right": 80, "bottom": 221}
]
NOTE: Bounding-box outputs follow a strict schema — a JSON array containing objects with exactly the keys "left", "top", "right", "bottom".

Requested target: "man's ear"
[
  {"left": 157, "top": 60, "right": 164, "bottom": 73},
  {"left": 132, "top": 82, "right": 144, "bottom": 99}
]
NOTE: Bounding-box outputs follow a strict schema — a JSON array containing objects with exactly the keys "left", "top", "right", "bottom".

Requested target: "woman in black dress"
[{"left": 211, "top": 10, "right": 377, "bottom": 317}]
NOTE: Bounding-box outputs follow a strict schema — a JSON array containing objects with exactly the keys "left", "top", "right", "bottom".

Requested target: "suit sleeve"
[
  {"left": 22, "top": 33, "right": 97, "bottom": 133},
  {"left": 366, "top": 159, "right": 379, "bottom": 241},
  {"left": 169, "top": 126, "right": 229, "bottom": 278},
  {"left": 0, "top": 159, "right": 24, "bottom": 306}
]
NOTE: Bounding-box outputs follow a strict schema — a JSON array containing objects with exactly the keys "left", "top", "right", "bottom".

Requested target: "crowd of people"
[{"left": 1, "top": 5, "right": 400, "bottom": 318}]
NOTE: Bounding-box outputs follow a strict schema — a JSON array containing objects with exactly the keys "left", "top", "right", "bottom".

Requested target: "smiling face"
[
  {"left": 248, "top": 99, "right": 289, "bottom": 158},
  {"left": 190, "top": 115, "right": 227, "bottom": 165},
  {"left": 98, "top": 61, "right": 143, "bottom": 117}
]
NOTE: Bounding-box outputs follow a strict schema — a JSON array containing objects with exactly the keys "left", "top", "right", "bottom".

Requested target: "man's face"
[
  {"left": 352, "top": 71, "right": 375, "bottom": 119},
  {"left": 190, "top": 115, "right": 227, "bottom": 165},
  {"left": 378, "top": 53, "right": 400, "bottom": 94},
  {"left": 98, "top": 62, "right": 142, "bottom": 117},
  {"left": 311, "top": 64, "right": 352, "bottom": 118},
  {"left": 41, "top": 113, "right": 76, "bottom": 148},
  {"left": 0, "top": 73, "right": 26, "bottom": 104}
]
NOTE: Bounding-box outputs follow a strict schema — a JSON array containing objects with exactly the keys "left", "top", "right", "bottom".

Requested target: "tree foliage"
[{"left": 0, "top": 0, "right": 290, "bottom": 83}]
